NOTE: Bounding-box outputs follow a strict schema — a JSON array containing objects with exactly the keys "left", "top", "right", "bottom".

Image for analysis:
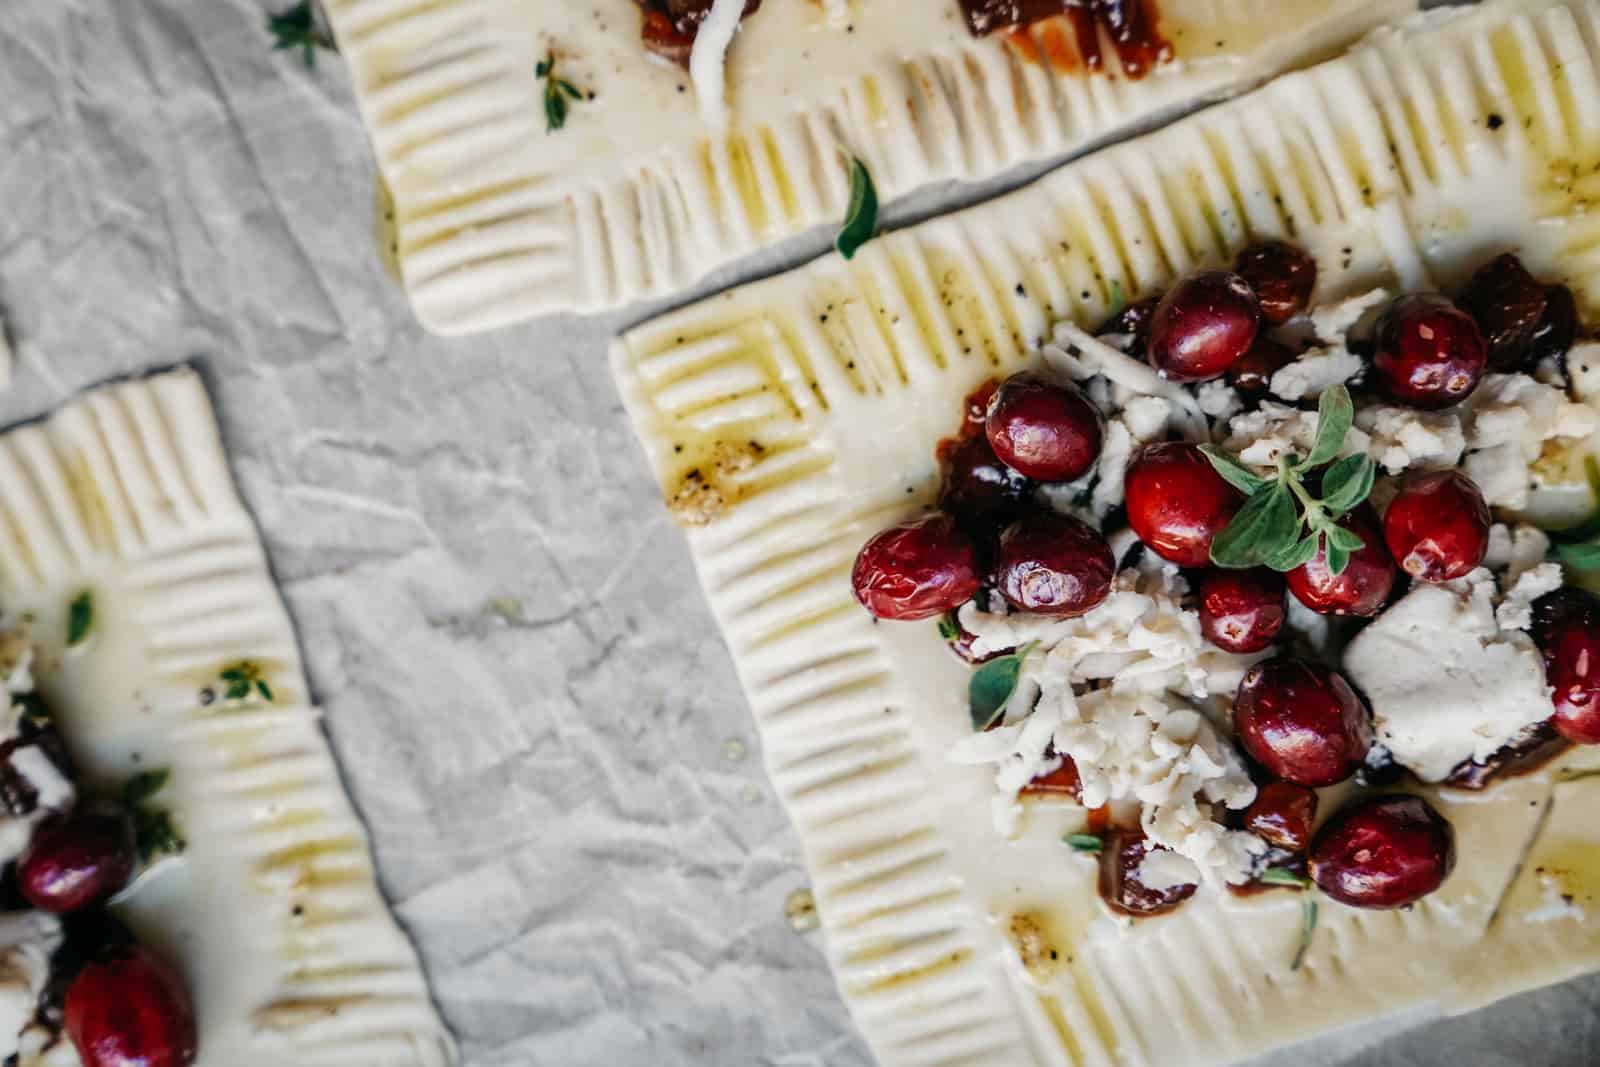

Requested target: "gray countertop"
[{"left": 0, "top": 2, "right": 1594, "bottom": 1065}]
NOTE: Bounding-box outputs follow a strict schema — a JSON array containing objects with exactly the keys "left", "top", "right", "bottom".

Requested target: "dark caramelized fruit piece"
[
  {"left": 939, "top": 433, "right": 1035, "bottom": 525},
  {"left": 1124, "top": 442, "right": 1244, "bottom": 567},
  {"left": 1227, "top": 337, "right": 1298, "bottom": 400},
  {"left": 1310, "top": 795, "right": 1455, "bottom": 909},
  {"left": 1460, "top": 253, "right": 1551, "bottom": 372},
  {"left": 852, "top": 515, "right": 982, "bottom": 621},
  {"left": 1244, "top": 782, "right": 1319, "bottom": 853},
  {"left": 994, "top": 513, "right": 1115, "bottom": 617},
  {"left": 1234, "top": 658, "right": 1373, "bottom": 787},
  {"left": 1022, "top": 750, "right": 1082, "bottom": 798},
  {"left": 1098, "top": 829, "right": 1197, "bottom": 918},
  {"left": 960, "top": 0, "right": 1172, "bottom": 77},
  {"left": 634, "top": 0, "right": 762, "bottom": 63},
  {"left": 1234, "top": 241, "right": 1317, "bottom": 326}
]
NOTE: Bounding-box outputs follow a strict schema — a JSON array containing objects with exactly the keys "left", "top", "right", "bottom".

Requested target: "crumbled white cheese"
[
  {"left": 1353, "top": 405, "right": 1466, "bottom": 475},
  {"left": 1138, "top": 847, "right": 1203, "bottom": 892},
  {"left": 1463, "top": 374, "right": 1600, "bottom": 509},
  {"left": 1484, "top": 523, "right": 1551, "bottom": 581},
  {"left": 1342, "top": 571, "right": 1553, "bottom": 782},
  {"left": 1224, "top": 401, "right": 1372, "bottom": 471},
  {"left": 951, "top": 567, "right": 1266, "bottom": 882},
  {"left": 689, "top": 0, "right": 748, "bottom": 131},
  {"left": 1525, "top": 870, "right": 1587, "bottom": 924},
  {"left": 0, "top": 912, "right": 60, "bottom": 1061},
  {"left": 1269, "top": 345, "right": 1364, "bottom": 401},
  {"left": 1283, "top": 591, "right": 1335, "bottom": 655},
  {"left": 1197, "top": 380, "right": 1243, "bottom": 420},
  {"left": 1042, "top": 393, "right": 1172, "bottom": 523},
  {"left": 1566, "top": 341, "right": 1600, "bottom": 403},
  {"left": 1496, "top": 562, "right": 1563, "bottom": 632},
  {"left": 0, "top": 703, "right": 76, "bottom": 867},
  {"left": 1309, "top": 288, "right": 1391, "bottom": 344}
]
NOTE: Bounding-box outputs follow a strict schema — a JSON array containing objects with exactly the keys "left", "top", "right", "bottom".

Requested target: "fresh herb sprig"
[
  {"left": 1201, "top": 385, "right": 1376, "bottom": 576},
  {"left": 835, "top": 157, "right": 879, "bottom": 261},
  {"left": 121, "top": 769, "right": 185, "bottom": 862},
  {"left": 537, "top": 53, "right": 585, "bottom": 133},
  {"left": 968, "top": 642, "right": 1038, "bottom": 731},
  {"left": 268, "top": 1, "right": 336, "bottom": 68},
  {"left": 1064, "top": 833, "right": 1103, "bottom": 854},
  {"left": 220, "top": 661, "right": 274, "bottom": 704},
  {"left": 66, "top": 591, "right": 93, "bottom": 647}
]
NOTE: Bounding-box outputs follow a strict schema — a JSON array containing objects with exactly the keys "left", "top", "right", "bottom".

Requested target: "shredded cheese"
[{"left": 690, "top": 0, "right": 746, "bottom": 132}]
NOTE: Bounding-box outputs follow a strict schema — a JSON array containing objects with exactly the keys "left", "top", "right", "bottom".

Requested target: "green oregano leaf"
[
  {"left": 134, "top": 807, "right": 185, "bottom": 862},
  {"left": 1259, "top": 867, "right": 1310, "bottom": 888},
  {"left": 1199, "top": 445, "right": 1268, "bottom": 496},
  {"left": 538, "top": 52, "right": 585, "bottom": 132},
  {"left": 1298, "top": 385, "right": 1354, "bottom": 471},
  {"left": 1318, "top": 454, "right": 1376, "bottom": 517},
  {"left": 1265, "top": 532, "right": 1320, "bottom": 573},
  {"left": 1323, "top": 523, "right": 1367, "bottom": 553},
  {"left": 1064, "top": 833, "right": 1104, "bottom": 854},
  {"left": 1108, "top": 279, "right": 1125, "bottom": 318},
  {"left": 969, "top": 642, "right": 1037, "bottom": 732},
  {"left": 267, "top": 1, "right": 336, "bottom": 68},
  {"left": 835, "top": 157, "right": 879, "bottom": 261},
  {"left": 1324, "top": 540, "right": 1352, "bottom": 578},
  {"left": 1292, "top": 896, "right": 1319, "bottom": 971},
  {"left": 121, "top": 769, "right": 170, "bottom": 807},
  {"left": 937, "top": 615, "right": 960, "bottom": 641},
  {"left": 1556, "top": 540, "right": 1600, "bottom": 571},
  {"left": 1210, "top": 484, "right": 1298, "bottom": 569},
  {"left": 66, "top": 591, "right": 93, "bottom": 647}
]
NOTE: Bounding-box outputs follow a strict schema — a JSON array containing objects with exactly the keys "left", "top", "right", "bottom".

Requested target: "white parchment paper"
[{"left": 0, "top": 2, "right": 1594, "bottom": 1066}]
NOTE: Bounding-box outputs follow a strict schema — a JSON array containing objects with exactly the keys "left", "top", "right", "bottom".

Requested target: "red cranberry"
[
  {"left": 1244, "top": 782, "right": 1319, "bottom": 853},
  {"left": 1530, "top": 587, "right": 1600, "bottom": 744},
  {"left": 1098, "top": 829, "right": 1197, "bottom": 917},
  {"left": 1227, "top": 336, "right": 1298, "bottom": 400},
  {"left": 1147, "top": 272, "right": 1262, "bottom": 382},
  {"left": 1287, "top": 507, "right": 1396, "bottom": 617},
  {"left": 994, "top": 513, "right": 1114, "bottom": 617},
  {"left": 938, "top": 433, "right": 1034, "bottom": 524},
  {"left": 1381, "top": 470, "right": 1491, "bottom": 582},
  {"left": 1234, "top": 241, "right": 1317, "bottom": 326},
  {"left": 1460, "top": 253, "right": 1551, "bottom": 372},
  {"left": 65, "top": 944, "right": 198, "bottom": 1067},
  {"left": 1371, "top": 293, "right": 1488, "bottom": 408},
  {"left": 1124, "top": 442, "right": 1244, "bottom": 567},
  {"left": 1097, "top": 296, "right": 1160, "bottom": 360},
  {"left": 1309, "top": 795, "right": 1455, "bottom": 909},
  {"left": 1234, "top": 658, "right": 1373, "bottom": 787},
  {"left": 984, "top": 373, "right": 1103, "bottom": 482},
  {"left": 19, "top": 811, "right": 137, "bottom": 914},
  {"left": 852, "top": 514, "right": 982, "bottom": 621},
  {"left": 1198, "top": 568, "right": 1286, "bottom": 653}
]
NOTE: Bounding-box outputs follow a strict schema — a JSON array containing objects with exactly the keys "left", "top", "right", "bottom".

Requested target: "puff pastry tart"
[
  {"left": 324, "top": 0, "right": 1411, "bottom": 331},
  {"left": 613, "top": 1, "right": 1600, "bottom": 1063},
  {"left": 0, "top": 370, "right": 453, "bottom": 1066}
]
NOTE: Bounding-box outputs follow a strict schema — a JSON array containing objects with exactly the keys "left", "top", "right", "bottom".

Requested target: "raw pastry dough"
[
  {"left": 0, "top": 370, "right": 455, "bottom": 1066},
  {"left": 612, "top": 1, "right": 1600, "bottom": 1063},
  {"left": 324, "top": 0, "right": 1412, "bottom": 331}
]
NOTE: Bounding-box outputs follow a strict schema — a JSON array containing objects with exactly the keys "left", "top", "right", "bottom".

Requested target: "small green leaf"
[
  {"left": 937, "top": 615, "right": 960, "bottom": 641},
  {"left": 969, "top": 643, "right": 1036, "bottom": 732},
  {"left": 267, "top": 1, "right": 336, "bottom": 67},
  {"left": 1265, "top": 532, "right": 1320, "bottom": 573},
  {"left": 1259, "top": 867, "right": 1310, "bottom": 888},
  {"left": 256, "top": 680, "right": 275, "bottom": 702},
  {"left": 835, "top": 157, "right": 879, "bottom": 261},
  {"left": 66, "top": 591, "right": 93, "bottom": 647},
  {"left": 1065, "top": 833, "right": 1104, "bottom": 854},
  {"left": 536, "top": 58, "right": 552, "bottom": 77},
  {"left": 226, "top": 679, "right": 252, "bottom": 701},
  {"left": 1291, "top": 896, "right": 1319, "bottom": 971},
  {"left": 1318, "top": 454, "right": 1376, "bottom": 517},
  {"left": 1325, "top": 540, "right": 1351, "bottom": 578},
  {"left": 1108, "top": 279, "right": 1125, "bottom": 317},
  {"left": 1557, "top": 540, "right": 1600, "bottom": 571},
  {"left": 1324, "top": 524, "right": 1367, "bottom": 553},
  {"left": 1299, "top": 385, "right": 1354, "bottom": 471},
  {"left": 559, "top": 79, "right": 583, "bottom": 101},
  {"left": 134, "top": 807, "right": 185, "bottom": 863},
  {"left": 122, "top": 769, "right": 171, "bottom": 807},
  {"left": 538, "top": 53, "right": 585, "bottom": 132},
  {"left": 220, "top": 668, "right": 247, "bottom": 683},
  {"left": 1199, "top": 445, "right": 1269, "bottom": 496},
  {"left": 1210, "top": 484, "right": 1299, "bottom": 569}
]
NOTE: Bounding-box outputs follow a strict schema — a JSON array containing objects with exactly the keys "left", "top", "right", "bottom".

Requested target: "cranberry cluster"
[
  {"left": 2, "top": 715, "right": 196, "bottom": 1067},
  {"left": 850, "top": 240, "right": 1595, "bottom": 916}
]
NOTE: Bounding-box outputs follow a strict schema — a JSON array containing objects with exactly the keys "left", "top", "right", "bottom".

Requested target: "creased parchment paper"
[{"left": 0, "top": 1, "right": 1595, "bottom": 1065}]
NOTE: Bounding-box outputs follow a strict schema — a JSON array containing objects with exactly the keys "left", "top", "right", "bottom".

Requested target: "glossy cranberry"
[
  {"left": 1309, "top": 795, "right": 1455, "bottom": 909},
  {"left": 938, "top": 433, "right": 1034, "bottom": 524},
  {"left": 1371, "top": 293, "right": 1488, "bottom": 408},
  {"left": 19, "top": 811, "right": 137, "bottom": 915},
  {"left": 985, "top": 373, "right": 1103, "bottom": 482},
  {"left": 994, "top": 513, "right": 1115, "bottom": 617},
  {"left": 1234, "top": 241, "right": 1317, "bottom": 326},
  {"left": 65, "top": 944, "right": 198, "bottom": 1067},
  {"left": 1460, "top": 253, "right": 1551, "bottom": 371},
  {"left": 1530, "top": 587, "right": 1600, "bottom": 744},
  {"left": 1098, "top": 829, "right": 1197, "bottom": 917},
  {"left": 1097, "top": 296, "right": 1160, "bottom": 360},
  {"left": 1287, "top": 507, "right": 1396, "bottom": 617},
  {"left": 1147, "top": 272, "right": 1262, "bottom": 382},
  {"left": 1198, "top": 568, "right": 1286, "bottom": 653},
  {"left": 1244, "top": 782, "right": 1319, "bottom": 853},
  {"left": 1227, "top": 336, "right": 1298, "bottom": 400},
  {"left": 1124, "top": 443, "right": 1244, "bottom": 567},
  {"left": 852, "top": 515, "right": 982, "bottom": 621},
  {"left": 1234, "top": 658, "right": 1373, "bottom": 787},
  {"left": 1534, "top": 284, "right": 1579, "bottom": 366},
  {"left": 1381, "top": 470, "right": 1491, "bottom": 583}
]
